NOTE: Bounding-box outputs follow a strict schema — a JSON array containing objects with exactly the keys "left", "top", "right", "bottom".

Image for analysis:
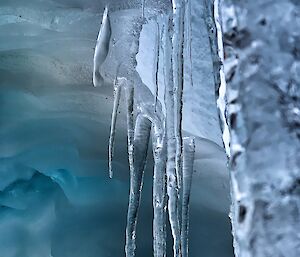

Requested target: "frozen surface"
[
  {"left": 0, "top": 0, "right": 232, "bottom": 256},
  {"left": 221, "top": 0, "right": 300, "bottom": 256}
]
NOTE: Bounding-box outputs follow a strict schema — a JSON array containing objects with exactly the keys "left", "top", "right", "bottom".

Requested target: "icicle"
[
  {"left": 125, "top": 114, "right": 151, "bottom": 257},
  {"left": 172, "top": 0, "right": 185, "bottom": 189},
  {"left": 124, "top": 83, "right": 135, "bottom": 172},
  {"left": 181, "top": 137, "right": 195, "bottom": 257},
  {"left": 163, "top": 20, "right": 182, "bottom": 257},
  {"left": 93, "top": 6, "right": 111, "bottom": 87},
  {"left": 165, "top": 129, "right": 181, "bottom": 257},
  {"left": 152, "top": 123, "right": 167, "bottom": 257},
  {"left": 184, "top": 0, "right": 193, "bottom": 88},
  {"left": 154, "top": 21, "right": 160, "bottom": 113},
  {"left": 108, "top": 78, "right": 121, "bottom": 178},
  {"left": 166, "top": 128, "right": 181, "bottom": 257}
]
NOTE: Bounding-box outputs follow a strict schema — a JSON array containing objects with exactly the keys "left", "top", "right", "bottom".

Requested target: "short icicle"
[
  {"left": 93, "top": 5, "right": 111, "bottom": 87},
  {"left": 108, "top": 78, "right": 121, "bottom": 178},
  {"left": 181, "top": 137, "right": 195, "bottom": 257},
  {"left": 125, "top": 114, "right": 152, "bottom": 257}
]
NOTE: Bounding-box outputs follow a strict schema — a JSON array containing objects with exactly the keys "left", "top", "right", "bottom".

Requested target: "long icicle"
[
  {"left": 181, "top": 137, "right": 195, "bottom": 257},
  {"left": 108, "top": 77, "right": 121, "bottom": 178},
  {"left": 163, "top": 19, "right": 182, "bottom": 257},
  {"left": 125, "top": 114, "right": 151, "bottom": 257},
  {"left": 172, "top": 0, "right": 185, "bottom": 191},
  {"left": 152, "top": 123, "right": 167, "bottom": 257},
  {"left": 125, "top": 83, "right": 135, "bottom": 173},
  {"left": 154, "top": 21, "right": 160, "bottom": 113},
  {"left": 185, "top": 0, "right": 193, "bottom": 88}
]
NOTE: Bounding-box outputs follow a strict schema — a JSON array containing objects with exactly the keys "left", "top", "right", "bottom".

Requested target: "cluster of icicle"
[{"left": 93, "top": 1, "right": 196, "bottom": 257}]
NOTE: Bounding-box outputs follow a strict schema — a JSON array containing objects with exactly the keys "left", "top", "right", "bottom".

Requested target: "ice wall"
[{"left": 221, "top": 0, "right": 300, "bottom": 256}]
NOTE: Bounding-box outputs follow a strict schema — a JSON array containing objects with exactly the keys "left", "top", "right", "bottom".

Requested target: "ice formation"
[
  {"left": 1, "top": 0, "right": 296, "bottom": 256},
  {"left": 0, "top": 0, "right": 232, "bottom": 256},
  {"left": 93, "top": 2, "right": 196, "bottom": 256},
  {"left": 93, "top": 1, "right": 230, "bottom": 256}
]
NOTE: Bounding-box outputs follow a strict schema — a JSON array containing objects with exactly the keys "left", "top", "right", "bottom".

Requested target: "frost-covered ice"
[
  {"left": 0, "top": 0, "right": 232, "bottom": 256},
  {"left": 221, "top": 0, "right": 300, "bottom": 256}
]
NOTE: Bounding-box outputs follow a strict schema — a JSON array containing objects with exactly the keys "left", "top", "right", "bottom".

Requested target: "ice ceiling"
[{"left": 0, "top": 0, "right": 233, "bottom": 256}]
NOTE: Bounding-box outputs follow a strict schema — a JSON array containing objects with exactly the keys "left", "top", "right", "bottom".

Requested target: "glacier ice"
[
  {"left": 221, "top": 0, "right": 300, "bottom": 256},
  {"left": 0, "top": 0, "right": 233, "bottom": 257}
]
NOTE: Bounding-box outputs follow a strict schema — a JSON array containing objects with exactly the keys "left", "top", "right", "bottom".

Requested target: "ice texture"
[
  {"left": 221, "top": 0, "right": 300, "bottom": 256},
  {"left": 0, "top": 0, "right": 233, "bottom": 256}
]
